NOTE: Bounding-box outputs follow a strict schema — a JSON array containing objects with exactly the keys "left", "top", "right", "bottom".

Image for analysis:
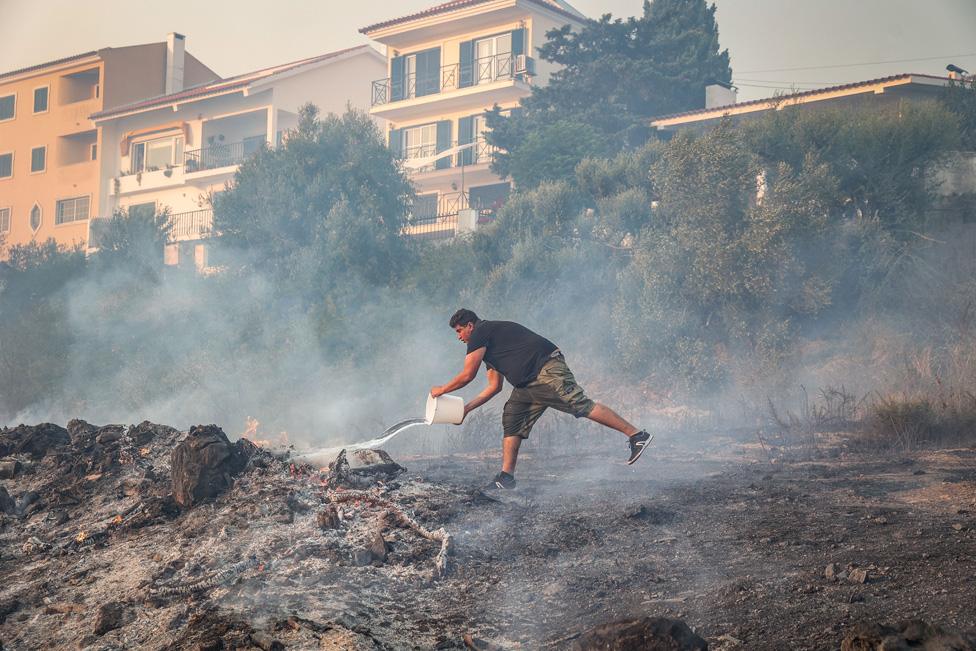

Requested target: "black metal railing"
[
  {"left": 184, "top": 138, "right": 265, "bottom": 172},
  {"left": 168, "top": 209, "right": 214, "bottom": 242},
  {"left": 371, "top": 53, "right": 530, "bottom": 106},
  {"left": 403, "top": 191, "right": 498, "bottom": 238},
  {"left": 457, "top": 138, "right": 496, "bottom": 166}
]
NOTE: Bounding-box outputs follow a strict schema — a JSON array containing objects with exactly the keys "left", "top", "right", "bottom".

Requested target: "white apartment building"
[
  {"left": 361, "top": 0, "right": 585, "bottom": 238},
  {"left": 91, "top": 41, "right": 385, "bottom": 269}
]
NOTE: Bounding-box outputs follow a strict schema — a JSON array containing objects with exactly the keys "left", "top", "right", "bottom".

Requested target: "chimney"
[
  {"left": 705, "top": 81, "right": 737, "bottom": 109},
  {"left": 165, "top": 32, "right": 185, "bottom": 94}
]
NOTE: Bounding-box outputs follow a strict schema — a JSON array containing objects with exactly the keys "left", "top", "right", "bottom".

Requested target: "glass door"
[{"left": 474, "top": 33, "right": 512, "bottom": 84}]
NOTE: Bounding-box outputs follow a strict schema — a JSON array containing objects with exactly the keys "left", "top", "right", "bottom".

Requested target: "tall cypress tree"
[{"left": 486, "top": 0, "right": 731, "bottom": 186}]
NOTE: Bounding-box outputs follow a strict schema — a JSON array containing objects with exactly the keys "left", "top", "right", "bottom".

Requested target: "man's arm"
[
  {"left": 461, "top": 368, "right": 504, "bottom": 420},
  {"left": 430, "top": 347, "right": 486, "bottom": 397}
]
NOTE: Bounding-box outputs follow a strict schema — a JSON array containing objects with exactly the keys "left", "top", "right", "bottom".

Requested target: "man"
[{"left": 430, "top": 309, "right": 652, "bottom": 489}]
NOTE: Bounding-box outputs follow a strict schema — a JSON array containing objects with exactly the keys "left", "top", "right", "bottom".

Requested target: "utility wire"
[{"left": 736, "top": 52, "right": 976, "bottom": 75}]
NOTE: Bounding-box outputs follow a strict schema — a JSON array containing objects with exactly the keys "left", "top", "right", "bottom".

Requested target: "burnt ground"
[{"left": 1, "top": 421, "right": 975, "bottom": 650}]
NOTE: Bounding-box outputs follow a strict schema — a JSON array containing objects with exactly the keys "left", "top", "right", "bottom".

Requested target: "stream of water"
[{"left": 291, "top": 417, "right": 427, "bottom": 467}]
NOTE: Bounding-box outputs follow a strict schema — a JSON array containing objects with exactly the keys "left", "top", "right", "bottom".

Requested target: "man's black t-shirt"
[{"left": 465, "top": 320, "right": 558, "bottom": 387}]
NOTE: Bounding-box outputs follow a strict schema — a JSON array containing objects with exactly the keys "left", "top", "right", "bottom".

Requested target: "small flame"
[
  {"left": 112, "top": 515, "right": 123, "bottom": 526},
  {"left": 76, "top": 531, "right": 87, "bottom": 543},
  {"left": 139, "top": 446, "right": 151, "bottom": 457}
]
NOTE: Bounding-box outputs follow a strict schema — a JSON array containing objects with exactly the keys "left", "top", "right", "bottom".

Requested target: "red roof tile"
[
  {"left": 360, "top": 0, "right": 584, "bottom": 34},
  {"left": 91, "top": 45, "right": 375, "bottom": 120},
  {"left": 651, "top": 73, "right": 951, "bottom": 123}
]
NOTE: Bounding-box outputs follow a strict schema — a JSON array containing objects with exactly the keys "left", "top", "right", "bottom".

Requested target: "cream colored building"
[
  {"left": 361, "top": 0, "right": 585, "bottom": 238},
  {"left": 0, "top": 35, "right": 217, "bottom": 254},
  {"left": 91, "top": 45, "right": 385, "bottom": 269}
]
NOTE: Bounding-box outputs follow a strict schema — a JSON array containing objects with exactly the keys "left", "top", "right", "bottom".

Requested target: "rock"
[
  {"left": 16, "top": 490, "right": 42, "bottom": 515},
  {"left": 952, "top": 523, "right": 964, "bottom": 531},
  {"left": 93, "top": 601, "right": 125, "bottom": 636},
  {"left": 825, "top": 563, "right": 838, "bottom": 580},
  {"left": 0, "top": 486, "right": 15, "bottom": 515},
  {"left": 848, "top": 568, "right": 869, "bottom": 584},
  {"left": 250, "top": 632, "right": 285, "bottom": 651},
  {"left": 569, "top": 617, "right": 708, "bottom": 651},
  {"left": 351, "top": 529, "right": 388, "bottom": 566},
  {"left": 368, "top": 530, "right": 388, "bottom": 565},
  {"left": 0, "top": 423, "right": 69, "bottom": 459},
  {"left": 95, "top": 426, "right": 125, "bottom": 445},
  {"left": 317, "top": 505, "right": 341, "bottom": 530},
  {"left": 67, "top": 419, "right": 99, "bottom": 447},
  {"left": 170, "top": 425, "right": 253, "bottom": 509},
  {"left": 0, "top": 459, "right": 21, "bottom": 479},
  {"left": 348, "top": 449, "right": 404, "bottom": 477},
  {"left": 841, "top": 620, "right": 976, "bottom": 651},
  {"left": 128, "top": 421, "right": 179, "bottom": 446}
]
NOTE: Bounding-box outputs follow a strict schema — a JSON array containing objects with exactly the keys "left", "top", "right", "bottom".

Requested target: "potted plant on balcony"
[{"left": 163, "top": 164, "right": 174, "bottom": 178}]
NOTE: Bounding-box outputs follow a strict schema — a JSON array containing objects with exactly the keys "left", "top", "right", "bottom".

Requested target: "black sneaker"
[
  {"left": 626, "top": 431, "right": 653, "bottom": 465},
  {"left": 486, "top": 471, "right": 516, "bottom": 490}
]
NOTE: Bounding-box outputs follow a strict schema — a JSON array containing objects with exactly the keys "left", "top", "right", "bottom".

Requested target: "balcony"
[
  {"left": 401, "top": 137, "right": 497, "bottom": 176},
  {"left": 168, "top": 209, "right": 214, "bottom": 243},
  {"left": 370, "top": 53, "right": 534, "bottom": 121},
  {"left": 184, "top": 138, "right": 265, "bottom": 176},
  {"left": 403, "top": 191, "right": 496, "bottom": 239}
]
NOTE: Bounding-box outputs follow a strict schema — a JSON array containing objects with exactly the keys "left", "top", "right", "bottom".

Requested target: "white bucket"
[{"left": 426, "top": 393, "right": 464, "bottom": 425}]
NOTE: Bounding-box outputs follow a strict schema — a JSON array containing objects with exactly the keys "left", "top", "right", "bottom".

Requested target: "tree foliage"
[
  {"left": 486, "top": 0, "right": 731, "bottom": 187},
  {"left": 214, "top": 105, "right": 413, "bottom": 288}
]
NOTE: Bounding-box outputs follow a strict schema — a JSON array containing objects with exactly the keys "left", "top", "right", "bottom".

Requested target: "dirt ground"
[{"left": 1, "top": 422, "right": 974, "bottom": 650}]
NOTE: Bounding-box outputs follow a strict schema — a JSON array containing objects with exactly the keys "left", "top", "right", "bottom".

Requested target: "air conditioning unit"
[{"left": 514, "top": 55, "right": 535, "bottom": 76}]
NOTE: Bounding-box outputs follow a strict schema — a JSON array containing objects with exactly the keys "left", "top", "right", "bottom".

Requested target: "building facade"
[
  {"left": 360, "top": 0, "right": 585, "bottom": 238},
  {"left": 0, "top": 35, "right": 217, "bottom": 254},
  {"left": 91, "top": 45, "right": 385, "bottom": 269}
]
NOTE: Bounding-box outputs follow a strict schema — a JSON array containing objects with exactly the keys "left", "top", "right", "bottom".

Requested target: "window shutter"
[
  {"left": 511, "top": 28, "right": 526, "bottom": 79},
  {"left": 417, "top": 48, "right": 441, "bottom": 97},
  {"left": 511, "top": 28, "right": 525, "bottom": 57},
  {"left": 389, "top": 128, "right": 403, "bottom": 158},
  {"left": 459, "top": 41, "right": 474, "bottom": 88},
  {"left": 435, "top": 120, "right": 452, "bottom": 170},
  {"left": 391, "top": 56, "right": 406, "bottom": 101},
  {"left": 457, "top": 116, "right": 474, "bottom": 166}
]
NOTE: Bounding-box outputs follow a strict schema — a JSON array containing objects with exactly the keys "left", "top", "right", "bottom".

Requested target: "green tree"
[
  {"left": 0, "top": 240, "right": 86, "bottom": 416},
  {"left": 214, "top": 104, "right": 413, "bottom": 289},
  {"left": 486, "top": 0, "right": 730, "bottom": 186},
  {"left": 941, "top": 77, "right": 976, "bottom": 150},
  {"left": 89, "top": 206, "right": 172, "bottom": 274}
]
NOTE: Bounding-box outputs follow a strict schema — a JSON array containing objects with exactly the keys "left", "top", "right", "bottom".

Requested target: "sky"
[{"left": 1, "top": 0, "right": 975, "bottom": 102}]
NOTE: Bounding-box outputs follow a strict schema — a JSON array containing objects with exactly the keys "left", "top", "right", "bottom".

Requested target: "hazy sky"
[{"left": 1, "top": 0, "right": 974, "bottom": 101}]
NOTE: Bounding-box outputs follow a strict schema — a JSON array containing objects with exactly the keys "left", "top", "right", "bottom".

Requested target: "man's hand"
[{"left": 430, "top": 385, "right": 445, "bottom": 398}]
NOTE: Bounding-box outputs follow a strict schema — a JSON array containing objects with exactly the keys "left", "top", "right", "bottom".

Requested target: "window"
[
  {"left": 90, "top": 143, "right": 97, "bottom": 160},
  {"left": 131, "top": 136, "right": 183, "bottom": 173},
  {"left": 128, "top": 202, "right": 156, "bottom": 220},
  {"left": 29, "top": 204, "right": 41, "bottom": 232},
  {"left": 402, "top": 124, "right": 437, "bottom": 161},
  {"left": 31, "top": 146, "right": 46, "bottom": 173},
  {"left": 33, "top": 86, "right": 49, "bottom": 113},
  {"left": 411, "top": 194, "right": 438, "bottom": 223},
  {"left": 55, "top": 196, "right": 90, "bottom": 225},
  {"left": 0, "top": 94, "right": 14, "bottom": 121},
  {"left": 474, "top": 33, "right": 512, "bottom": 83},
  {"left": 391, "top": 48, "right": 440, "bottom": 100},
  {"left": 0, "top": 152, "right": 11, "bottom": 179},
  {"left": 0, "top": 208, "right": 9, "bottom": 233}
]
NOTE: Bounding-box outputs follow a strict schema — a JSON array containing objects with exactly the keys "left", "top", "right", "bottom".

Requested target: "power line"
[{"left": 736, "top": 52, "right": 976, "bottom": 74}]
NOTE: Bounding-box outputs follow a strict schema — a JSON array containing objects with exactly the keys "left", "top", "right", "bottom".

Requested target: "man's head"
[{"left": 449, "top": 308, "right": 479, "bottom": 343}]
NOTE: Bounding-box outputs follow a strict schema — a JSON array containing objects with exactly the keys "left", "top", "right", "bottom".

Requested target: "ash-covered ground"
[{"left": 1, "top": 418, "right": 975, "bottom": 650}]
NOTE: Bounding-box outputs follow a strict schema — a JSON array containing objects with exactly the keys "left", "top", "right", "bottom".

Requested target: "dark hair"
[{"left": 449, "top": 308, "right": 479, "bottom": 328}]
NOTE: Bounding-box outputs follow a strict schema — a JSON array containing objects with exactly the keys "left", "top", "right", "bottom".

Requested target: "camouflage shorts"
[{"left": 502, "top": 354, "right": 596, "bottom": 439}]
